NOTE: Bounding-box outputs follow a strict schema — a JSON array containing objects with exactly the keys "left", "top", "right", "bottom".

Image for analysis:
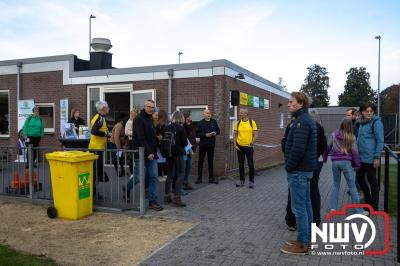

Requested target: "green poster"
[
  {"left": 247, "top": 95, "right": 254, "bottom": 107},
  {"left": 259, "top": 98, "right": 264, "bottom": 109},
  {"left": 78, "top": 172, "right": 90, "bottom": 200}
]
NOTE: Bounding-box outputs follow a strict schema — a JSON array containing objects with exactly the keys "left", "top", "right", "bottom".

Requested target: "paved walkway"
[{"left": 141, "top": 161, "right": 398, "bottom": 266}]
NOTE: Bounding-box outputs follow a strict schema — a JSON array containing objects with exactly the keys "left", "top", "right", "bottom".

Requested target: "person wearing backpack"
[
  {"left": 163, "top": 111, "right": 188, "bottom": 207},
  {"left": 22, "top": 106, "right": 44, "bottom": 167},
  {"left": 356, "top": 102, "right": 384, "bottom": 211},
  {"left": 327, "top": 118, "right": 365, "bottom": 215},
  {"left": 196, "top": 109, "right": 220, "bottom": 184},
  {"left": 233, "top": 108, "right": 258, "bottom": 188}
]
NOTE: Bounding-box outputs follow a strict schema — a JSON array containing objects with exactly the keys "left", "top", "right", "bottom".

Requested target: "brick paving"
[{"left": 141, "top": 161, "right": 398, "bottom": 266}]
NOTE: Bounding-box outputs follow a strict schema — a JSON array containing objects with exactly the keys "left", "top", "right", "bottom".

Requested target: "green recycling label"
[{"left": 78, "top": 172, "right": 90, "bottom": 200}]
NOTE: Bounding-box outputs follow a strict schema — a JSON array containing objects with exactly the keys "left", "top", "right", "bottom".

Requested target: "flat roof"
[{"left": 0, "top": 54, "right": 284, "bottom": 92}]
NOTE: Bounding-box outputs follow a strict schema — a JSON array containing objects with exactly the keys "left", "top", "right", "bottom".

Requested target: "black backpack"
[
  {"left": 160, "top": 124, "right": 177, "bottom": 158},
  {"left": 237, "top": 119, "right": 253, "bottom": 129}
]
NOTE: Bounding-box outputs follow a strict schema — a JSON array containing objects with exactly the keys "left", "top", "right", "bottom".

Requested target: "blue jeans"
[
  {"left": 287, "top": 171, "right": 313, "bottom": 245},
  {"left": 184, "top": 154, "right": 192, "bottom": 183},
  {"left": 330, "top": 160, "right": 363, "bottom": 214},
  {"left": 127, "top": 159, "right": 158, "bottom": 202}
]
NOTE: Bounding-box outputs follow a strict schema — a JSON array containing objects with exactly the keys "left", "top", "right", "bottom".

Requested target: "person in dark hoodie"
[
  {"left": 280, "top": 92, "right": 317, "bottom": 255},
  {"left": 196, "top": 109, "right": 220, "bottom": 184},
  {"left": 129, "top": 99, "right": 163, "bottom": 211},
  {"left": 356, "top": 102, "right": 384, "bottom": 212}
]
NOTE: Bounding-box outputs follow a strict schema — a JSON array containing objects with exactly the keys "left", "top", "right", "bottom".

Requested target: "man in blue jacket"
[
  {"left": 280, "top": 92, "right": 317, "bottom": 255},
  {"left": 356, "top": 103, "right": 384, "bottom": 212}
]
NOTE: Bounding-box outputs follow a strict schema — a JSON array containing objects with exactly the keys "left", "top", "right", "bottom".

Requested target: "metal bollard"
[{"left": 139, "top": 147, "right": 145, "bottom": 216}]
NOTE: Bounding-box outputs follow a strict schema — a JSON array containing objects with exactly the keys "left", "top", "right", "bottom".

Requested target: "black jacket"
[
  {"left": 316, "top": 122, "right": 327, "bottom": 157},
  {"left": 170, "top": 123, "right": 188, "bottom": 156},
  {"left": 68, "top": 116, "right": 85, "bottom": 134},
  {"left": 284, "top": 108, "right": 317, "bottom": 172},
  {"left": 132, "top": 110, "right": 157, "bottom": 157},
  {"left": 196, "top": 118, "right": 220, "bottom": 148},
  {"left": 184, "top": 123, "right": 197, "bottom": 152}
]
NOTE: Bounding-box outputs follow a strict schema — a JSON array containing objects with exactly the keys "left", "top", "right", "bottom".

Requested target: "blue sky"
[{"left": 0, "top": 0, "right": 399, "bottom": 105}]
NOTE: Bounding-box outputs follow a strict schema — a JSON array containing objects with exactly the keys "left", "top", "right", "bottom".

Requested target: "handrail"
[{"left": 382, "top": 144, "right": 400, "bottom": 263}]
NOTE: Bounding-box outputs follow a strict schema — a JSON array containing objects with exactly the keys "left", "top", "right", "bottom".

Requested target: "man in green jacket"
[{"left": 23, "top": 106, "right": 44, "bottom": 167}]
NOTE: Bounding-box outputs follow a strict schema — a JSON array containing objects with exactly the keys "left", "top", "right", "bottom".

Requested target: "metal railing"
[
  {"left": 381, "top": 144, "right": 400, "bottom": 262},
  {"left": 0, "top": 145, "right": 146, "bottom": 215},
  {"left": 224, "top": 140, "right": 281, "bottom": 177}
]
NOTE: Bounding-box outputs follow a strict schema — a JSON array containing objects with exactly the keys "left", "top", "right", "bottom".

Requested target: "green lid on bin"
[{"left": 46, "top": 151, "right": 98, "bottom": 163}]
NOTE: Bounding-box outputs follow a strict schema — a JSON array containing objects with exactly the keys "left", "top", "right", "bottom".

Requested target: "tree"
[
  {"left": 277, "top": 77, "right": 288, "bottom": 91},
  {"left": 338, "top": 67, "right": 376, "bottom": 108},
  {"left": 381, "top": 84, "right": 400, "bottom": 114},
  {"left": 300, "top": 64, "right": 330, "bottom": 107}
]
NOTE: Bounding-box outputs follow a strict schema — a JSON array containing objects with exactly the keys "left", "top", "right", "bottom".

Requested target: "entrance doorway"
[{"left": 104, "top": 92, "right": 130, "bottom": 128}]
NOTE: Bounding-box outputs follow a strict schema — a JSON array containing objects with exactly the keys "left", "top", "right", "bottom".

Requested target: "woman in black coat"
[{"left": 164, "top": 111, "right": 188, "bottom": 207}]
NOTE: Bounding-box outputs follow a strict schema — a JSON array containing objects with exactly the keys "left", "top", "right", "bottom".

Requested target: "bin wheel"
[{"left": 47, "top": 206, "right": 57, "bottom": 219}]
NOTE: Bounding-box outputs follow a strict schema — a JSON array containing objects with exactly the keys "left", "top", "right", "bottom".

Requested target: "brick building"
[{"left": 0, "top": 53, "right": 290, "bottom": 177}]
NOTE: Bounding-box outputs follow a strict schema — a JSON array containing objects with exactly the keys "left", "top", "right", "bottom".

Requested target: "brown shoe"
[
  {"left": 285, "top": 240, "right": 311, "bottom": 250},
  {"left": 280, "top": 241, "right": 309, "bottom": 255},
  {"left": 149, "top": 201, "right": 164, "bottom": 211},
  {"left": 172, "top": 196, "right": 186, "bottom": 207}
]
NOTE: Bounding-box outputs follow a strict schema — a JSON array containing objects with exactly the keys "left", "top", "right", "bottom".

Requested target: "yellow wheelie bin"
[{"left": 45, "top": 151, "right": 98, "bottom": 220}]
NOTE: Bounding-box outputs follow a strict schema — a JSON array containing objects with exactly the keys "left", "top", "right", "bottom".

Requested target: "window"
[
  {"left": 0, "top": 90, "right": 9, "bottom": 137},
  {"left": 132, "top": 89, "right": 155, "bottom": 110},
  {"left": 89, "top": 87, "right": 100, "bottom": 120},
  {"left": 176, "top": 105, "right": 208, "bottom": 131},
  {"left": 229, "top": 103, "right": 237, "bottom": 139},
  {"left": 36, "top": 103, "right": 55, "bottom": 133}
]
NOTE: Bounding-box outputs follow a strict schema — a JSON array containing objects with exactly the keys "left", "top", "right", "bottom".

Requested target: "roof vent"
[
  {"left": 90, "top": 38, "right": 113, "bottom": 70},
  {"left": 91, "top": 38, "right": 112, "bottom": 52}
]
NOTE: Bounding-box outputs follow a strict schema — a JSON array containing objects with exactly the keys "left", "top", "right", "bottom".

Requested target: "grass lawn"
[
  {"left": 0, "top": 244, "right": 57, "bottom": 266},
  {"left": 380, "top": 164, "right": 398, "bottom": 215}
]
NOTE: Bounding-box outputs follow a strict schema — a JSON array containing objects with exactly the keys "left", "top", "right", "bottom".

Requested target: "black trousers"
[
  {"left": 198, "top": 146, "right": 215, "bottom": 181},
  {"left": 286, "top": 162, "right": 323, "bottom": 227},
  {"left": 26, "top": 136, "right": 41, "bottom": 163},
  {"left": 356, "top": 163, "right": 379, "bottom": 210},
  {"left": 166, "top": 156, "right": 184, "bottom": 195},
  {"left": 158, "top": 162, "right": 168, "bottom": 177},
  {"left": 91, "top": 151, "right": 108, "bottom": 183},
  {"left": 237, "top": 145, "right": 255, "bottom": 182}
]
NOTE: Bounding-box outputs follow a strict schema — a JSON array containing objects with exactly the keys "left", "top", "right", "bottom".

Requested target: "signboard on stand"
[
  {"left": 60, "top": 98, "right": 69, "bottom": 137},
  {"left": 18, "top": 100, "right": 35, "bottom": 132}
]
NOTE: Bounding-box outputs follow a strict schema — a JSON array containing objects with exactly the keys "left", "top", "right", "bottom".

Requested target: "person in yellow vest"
[
  {"left": 89, "top": 101, "right": 110, "bottom": 185},
  {"left": 233, "top": 108, "right": 258, "bottom": 188}
]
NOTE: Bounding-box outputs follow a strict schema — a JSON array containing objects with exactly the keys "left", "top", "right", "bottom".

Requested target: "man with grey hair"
[
  {"left": 89, "top": 100, "right": 110, "bottom": 190},
  {"left": 233, "top": 108, "right": 258, "bottom": 188},
  {"left": 196, "top": 109, "right": 220, "bottom": 184}
]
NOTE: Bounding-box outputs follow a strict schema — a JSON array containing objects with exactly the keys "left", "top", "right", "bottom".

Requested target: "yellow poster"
[{"left": 240, "top": 92, "right": 248, "bottom": 105}]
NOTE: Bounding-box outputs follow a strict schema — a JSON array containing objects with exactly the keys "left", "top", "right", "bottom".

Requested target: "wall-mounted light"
[{"left": 235, "top": 73, "right": 245, "bottom": 79}]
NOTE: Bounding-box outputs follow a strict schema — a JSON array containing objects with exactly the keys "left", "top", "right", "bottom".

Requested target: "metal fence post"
[
  {"left": 397, "top": 156, "right": 400, "bottom": 263},
  {"left": 139, "top": 147, "right": 146, "bottom": 216},
  {"left": 384, "top": 148, "right": 389, "bottom": 212},
  {"left": 28, "top": 145, "right": 33, "bottom": 199}
]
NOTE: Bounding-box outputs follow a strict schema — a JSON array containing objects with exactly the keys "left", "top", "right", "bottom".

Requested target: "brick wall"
[{"left": 0, "top": 71, "right": 288, "bottom": 178}]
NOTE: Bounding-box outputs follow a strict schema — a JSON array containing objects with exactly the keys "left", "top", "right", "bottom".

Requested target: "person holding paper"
[{"left": 164, "top": 111, "right": 188, "bottom": 207}]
